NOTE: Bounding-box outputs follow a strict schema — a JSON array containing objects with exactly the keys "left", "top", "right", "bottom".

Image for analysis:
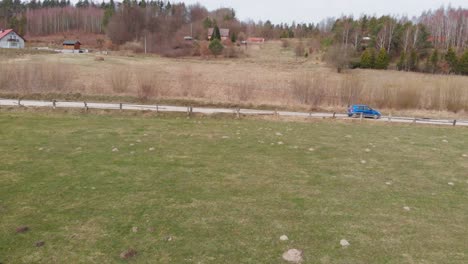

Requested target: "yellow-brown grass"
[{"left": 1, "top": 42, "right": 467, "bottom": 117}]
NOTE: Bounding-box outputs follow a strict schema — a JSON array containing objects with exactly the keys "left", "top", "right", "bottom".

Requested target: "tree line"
[{"left": 0, "top": 1, "right": 466, "bottom": 74}]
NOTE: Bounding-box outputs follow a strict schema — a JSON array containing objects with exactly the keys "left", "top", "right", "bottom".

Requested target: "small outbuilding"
[
  {"left": 0, "top": 29, "right": 25, "bottom": 49},
  {"left": 247, "top": 37, "right": 265, "bottom": 44},
  {"left": 63, "top": 40, "right": 81, "bottom": 50}
]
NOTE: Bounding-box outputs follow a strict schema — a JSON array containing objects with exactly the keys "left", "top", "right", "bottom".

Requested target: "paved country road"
[{"left": 1, "top": 98, "right": 467, "bottom": 127}]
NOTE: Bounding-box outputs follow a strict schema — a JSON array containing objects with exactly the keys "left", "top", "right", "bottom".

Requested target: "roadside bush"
[{"left": 291, "top": 73, "right": 326, "bottom": 106}]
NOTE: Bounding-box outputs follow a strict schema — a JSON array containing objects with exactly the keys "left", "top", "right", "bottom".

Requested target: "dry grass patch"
[{"left": 1, "top": 41, "right": 468, "bottom": 116}]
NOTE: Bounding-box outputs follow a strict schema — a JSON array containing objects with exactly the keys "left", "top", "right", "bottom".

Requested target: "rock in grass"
[
  {"left": 120, "top": 249, "right": 137, "bottom": 260},
  {"left": 403, "top": 206, "right": 411, "bottom": 211},
  {"left": 280, "top": 235, "right": 289, "bottom": 241},
  {"left": 112, "top": 148, "right": 119, "bottom": 152},
  {"left": 275, "top": 132, "right": 283, "bottom": 136},
  {"left": 385, "top": 181, "right": 392, "bottom": 185},
  {"left": 340, "top": 239, "right": 350, "bottom": 247},
  {"left": 282, "top": 249, "right": 303, "bottom": 263},
  {"left": 149, "top": 147, "right": 155, "bottom": 151},
  {"left": 35, "top": 241, "right": 45, "bottom": 247},
  {"left": 462, "top": 154, "right": 467, "bottom": 158},
  {"left": 448, "top": 182, "right": 455, "bottom": 186},
  {"left": 442, "top": 139, "right": 448, "bottom": 143},
  {"left": 277, "top": 141, "right": 284, "bottom": 145},
  {"left": 308, "top": 148, "right": 315, "bottom": 152},
  {"left": 147, "top": 227, "right": 155, "bottom": 233},
  {"left": 16, "top": 226, "right": 29, "bottom": 233},
  {"left": 365, "top": 148, "right": 371, "bottom": 152},
  {"left": 360, "top": 160, "right": 367, "bottom": 164},
  {"left": 165, "top": 236, "right": 173, "bottom": 241},
  {"left": 132, "top": 227, "right": 138, "bottom": 233}
]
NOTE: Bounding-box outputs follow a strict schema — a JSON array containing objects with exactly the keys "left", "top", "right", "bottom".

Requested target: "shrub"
[
  {"left": 209, "top": 39, "right": 224, "bottom": 57},
  {"left": 445, "top": 47, "right": 458, "bottom": 73},
  {"left": 295, "top": 41, "right": 305, "bottom": 58},
  {"left": 458, "top": 50, "right": 468, "bottom": 75},
  {"left": 375, "top": 48, "right": 389, "bottom": 69},
  {"left": 110, "top": 68, "right": 132, "bottom": 93},
  {"left": 325, "top": 44, "right": 354, "bottom": 73},
  {"left": 120, "top": 41, "right": 144, "bottom": 53},
  {"left": 360, "top": 49, "right": 375, "bottom": 69}
]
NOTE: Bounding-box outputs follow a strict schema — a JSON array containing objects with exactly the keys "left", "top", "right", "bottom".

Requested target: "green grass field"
[{"left": 1, "top": 110, "right": 467, "bottom": 263}]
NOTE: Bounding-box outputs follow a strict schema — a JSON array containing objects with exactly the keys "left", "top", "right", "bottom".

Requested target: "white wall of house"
[{"left": 0, "top": 32, "right": 25, "bottom": 49}]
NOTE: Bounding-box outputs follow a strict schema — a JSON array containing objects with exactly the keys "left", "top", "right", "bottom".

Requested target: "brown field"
[{"left": 1, "top": 40, "right": 467, "bottom": 118}]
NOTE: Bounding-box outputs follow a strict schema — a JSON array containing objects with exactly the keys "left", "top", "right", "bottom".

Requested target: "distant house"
[
  {"left": 361, "top": 36, "right": 371, "bottom": 49},
  {"left": 247, "top": 37, "right": 265, "bottom": 44},
  {"left": 208, "top": 28, "right": 230, "bottom": 41},
  {"left": 0, "top": 29, "right": 25, "bottom": 49},
  {"left": 63, "top": 40, "right": 81, "bottom": 50}
]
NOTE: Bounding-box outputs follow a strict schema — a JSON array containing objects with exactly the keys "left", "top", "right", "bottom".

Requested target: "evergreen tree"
[
  {"left": 375, "top": 48, "right": 389, "bottom": 69},
  {"left": 211, "top": 25, "right": 221, "bottom": 41},
  {"left": 445, "top": 47, "right": 458, "bottom": 73},
  {"left": 360, "top": 49, "right": 373, "bottom": 69},
  {"left": 429, "top": 49, "right": 439, "bottom": 73},
  {"left": 369, "top": 48, "right": 376, "bottom": 68},
  {"left": 203, "top": 17, "right": 213, "bottom": 29},
  {"left": 458, "top": 50, "right": 468, "bottom": 75},
  {"left": 209, "top": 39, "right": 224, "bottom": 57},
  {"left": 102, "top": 7, "right": 114, "bottom": 28},
  {"left": 408, "top": 49, "right": 418, "bottom": 71},
  {"left": 397, "top": 52, "right": 406, "bottom": 71},
  {"left": 230, "top": 32, "right": 237, "bottom": 43}
]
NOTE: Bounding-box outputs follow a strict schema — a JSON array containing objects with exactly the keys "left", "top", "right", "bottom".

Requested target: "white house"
[{"left": 0, "top": 29, "right": 25, "bottom": 49}]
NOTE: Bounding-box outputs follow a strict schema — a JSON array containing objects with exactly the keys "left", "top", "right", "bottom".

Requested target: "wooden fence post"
[
  {"left": 187, "top": 106, "right": 192, "bottom": 117},
  {"left": 18, "top": 98, "right": 21, "bottom": 106},
  {"left": 413, "top": 118, "right": 417, "bottom": 124},
  {"left": 388, "top": 113, "right": 392, "bottom": 122},
  {"left": 119, "top": 103, "right": 123, "bottom": 111},
  {"left": 333, "top": 112, "right": 336, "bottom": 119},
  {"left": 84, "top": 102, "right": 88, "bottom": 112},
  {"left": 236, "top": 107, "right": 240, "bottom": 119},
  {"left": 53, "top": 100, "right": 56, "bottom": 109},
  {"left": 453, "top": 120, "right": 457, "bottom": 126},
  {"left": 156, "top": 104, "right": 159, "bottom": 113},
  {"left": 360, "top": 113, "right": 363, "bottom": 122}
]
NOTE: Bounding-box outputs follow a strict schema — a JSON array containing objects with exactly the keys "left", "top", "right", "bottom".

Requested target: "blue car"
[{"left": 348, "top": 105, "right": 381, "bottom": 119}]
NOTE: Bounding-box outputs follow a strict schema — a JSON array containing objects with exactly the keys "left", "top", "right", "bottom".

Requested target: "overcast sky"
[{"left": 182, "top": 0, "right": 467, "bottom": 24}]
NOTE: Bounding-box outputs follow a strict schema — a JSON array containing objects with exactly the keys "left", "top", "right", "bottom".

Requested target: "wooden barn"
[{"left": 63, "top": 40, "right": 81, "bottom": 50}]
